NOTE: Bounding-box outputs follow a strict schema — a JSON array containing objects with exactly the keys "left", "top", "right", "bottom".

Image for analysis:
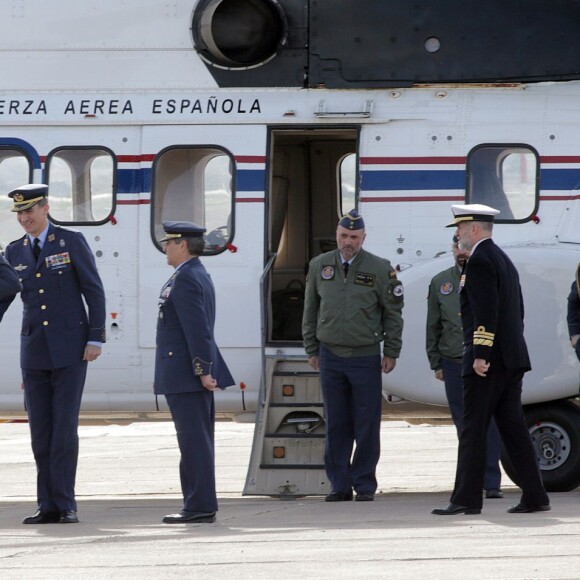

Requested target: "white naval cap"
[{"left": 446, "top": 203, "right": 500, "bottom": 228}]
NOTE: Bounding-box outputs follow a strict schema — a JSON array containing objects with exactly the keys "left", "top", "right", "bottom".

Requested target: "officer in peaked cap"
[
  {"left": 8, "top": 183, "right": 49, "bottom": 212},
  {"left": 432, "top": 202, "right": 549, "bottom": 516},
  {"left": 426, "top": 235, "right": 503, "bottom": 499},
  {"left": 303, "top": 209, "right": 404, "bottom": 503},
  {"left": 155, "top": 220, "right": 234, "bottom": 524},
  {"left": 2, "top": 183, "right": 106, "bottom": 525}
]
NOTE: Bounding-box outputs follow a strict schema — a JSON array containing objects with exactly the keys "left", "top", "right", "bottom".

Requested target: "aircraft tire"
[{"left": 500, "top": 400, "right": 580, "bottom": 492}]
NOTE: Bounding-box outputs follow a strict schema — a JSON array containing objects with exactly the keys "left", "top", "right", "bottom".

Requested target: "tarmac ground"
[{"left": 1, "top": 405, "right": 579, "bottom": 579}]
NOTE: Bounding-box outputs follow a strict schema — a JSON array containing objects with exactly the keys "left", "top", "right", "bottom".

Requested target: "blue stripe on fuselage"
[
  {"left": 116, "top": 168, "right": 263, "bottom": 194},
  {"left": 114, "top": 167, "right": 580, "bottom": 195}
]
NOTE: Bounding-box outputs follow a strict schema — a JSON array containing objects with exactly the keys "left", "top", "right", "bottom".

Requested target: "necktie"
[
  {"left": 32, "top": 238, "right": 41, "bottom": 261},
  {"left": 343, "top": 261, "right": 349, "bottom": 278}
]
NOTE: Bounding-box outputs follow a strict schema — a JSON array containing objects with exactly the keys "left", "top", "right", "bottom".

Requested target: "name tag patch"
[
  {"left": 354, "top": 272, "right": 375, "bottom": 287},
  {"left": 45, "top": 252, "right": 71, "bottom": 269}
]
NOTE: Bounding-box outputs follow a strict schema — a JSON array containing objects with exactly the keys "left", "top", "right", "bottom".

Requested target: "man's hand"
[
  {"left": 381, "top": 356, "right": 396, "bottom": 374},
  {"left": 473, "top": 358, "right": 490, "bottom": 377},
  {"left": 571, "top": 334, "right": 579, "bottom": 349},
  {"left": 434, "top": 369, "right": 444, "bottom": 381},
  {"left": 308, "top": 356, "right": 319, "bottom": 371},
  {"left": 201, "top": 374, "right": 217, "bottom": 391},
  {"left": 83, "top": 344, "right": 102, "bottom": 362}
]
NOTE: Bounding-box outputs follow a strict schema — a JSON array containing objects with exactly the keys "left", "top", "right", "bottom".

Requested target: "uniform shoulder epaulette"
[{"left": 54, "top": 225, "right": 81, "bottom": 235}]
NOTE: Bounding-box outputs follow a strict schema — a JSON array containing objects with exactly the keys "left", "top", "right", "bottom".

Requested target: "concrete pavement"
[{"left": 0, "top": 419, "right": 579, "bottom": 579}]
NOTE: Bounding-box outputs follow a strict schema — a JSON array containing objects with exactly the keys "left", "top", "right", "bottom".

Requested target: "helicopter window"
[
  {"left": 45, "top": 147, "right": 116, "bottom": 225},
  {"left": 339, "top": 153, "right": 356, "bottom": 216},
  {"left": 151, "top": 146, "right": 234, "bottom": 255},
  {"left": 0, "top": 149, "right": 33, "bottom": 249},
  {"left": 467, "top": 145, "right": 539, "bottom": 222}
]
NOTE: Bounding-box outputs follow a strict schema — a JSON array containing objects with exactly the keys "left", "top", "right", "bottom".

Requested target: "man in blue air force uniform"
[
  {"left": 0, "top": 184, "right": 106, "bottom": 524},
  {"left": 155, "top": 221, "right": 235, "bottom": 524}
]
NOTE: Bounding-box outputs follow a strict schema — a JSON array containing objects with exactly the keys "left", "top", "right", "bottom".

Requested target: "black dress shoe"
[
  {"left": 485, "top": 489, "right": 504, "bottom": 499},
  {"left": 162, "top": 511, "right": 216, "bottom": 524},
  {"left": 22, "top": 509, "right": 60, "bottom": 524},
  {"left": 324, "top": 491, "right": 353, "bottom": 502},
  {"left": 355, "top": 493, "right": 375, "bottom": 502},
  {"left": 507, "top": 502, "right": 551, "bottom": 513},
  {"left": 59, "top": 510, "right": 79, "bottom": 523},
  {"left": 431, "top": 503, "right": 481, "bottom": 515}
]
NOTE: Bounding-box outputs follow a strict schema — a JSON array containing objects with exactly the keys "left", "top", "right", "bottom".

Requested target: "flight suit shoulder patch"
[{"left": 390, "top": 280, "right": 404, "bottom": 301}]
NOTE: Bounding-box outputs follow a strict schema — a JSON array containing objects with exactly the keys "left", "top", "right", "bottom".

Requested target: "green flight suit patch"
[{"left": 354, "top": 272, "right": 375, "bottom": 287}]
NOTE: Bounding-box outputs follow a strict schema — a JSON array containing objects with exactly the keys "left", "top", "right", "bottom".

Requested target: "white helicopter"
[{"left": 0, "top": 0, "right": 578, "bottom": 492}]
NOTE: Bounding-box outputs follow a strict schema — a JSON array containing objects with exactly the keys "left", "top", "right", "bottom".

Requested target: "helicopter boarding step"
[{"left": 243, "top": 357, "right": 329, "bottom": 497}]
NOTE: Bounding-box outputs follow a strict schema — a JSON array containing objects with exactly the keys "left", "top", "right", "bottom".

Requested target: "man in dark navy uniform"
[
  {"left": 432, "top": 204, "right": 549, "bottom": 516},
  {"left": 155, "top": 221, "right": 234, "bottom": 524},
  {"left": 0, "top": 253, "right": 22, "bottom": 301},
  {"left": 426, "top": 236, "right": 503, "bottom": 499},
  {"left": 0, "top": 184, "right": 106, "bottom": 524},
  {"left": 567, "top": 263, "right": 580, "bottom": 362}
]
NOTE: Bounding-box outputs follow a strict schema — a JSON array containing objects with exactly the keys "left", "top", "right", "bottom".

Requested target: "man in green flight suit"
[{"left": 302, "top": 210, "right": 404, "bottom": 502}]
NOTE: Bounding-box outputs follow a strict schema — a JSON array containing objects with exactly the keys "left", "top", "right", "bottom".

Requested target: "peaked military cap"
[
  {"left": 446, "top": 203, "right": 500, "bottom": 227},
  {"left": 339, "top": 209, "right": 365, "bottom": 230},
  {"left": 160, "top": 220, "right": 206, "bottom": 242},
  {"left": 8, "top": 184, "right": 48, "bottom": 212}
]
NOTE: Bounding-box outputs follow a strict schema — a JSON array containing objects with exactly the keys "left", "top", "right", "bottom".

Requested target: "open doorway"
[{"left": 267, "top": 127, "right": 358, "bottom": 343}]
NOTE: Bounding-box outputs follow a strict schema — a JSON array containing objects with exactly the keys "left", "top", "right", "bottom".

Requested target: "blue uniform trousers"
[
  {"left": 451, "top": 369, "right": 548, "bottom": 509},
  {"left": 319, "top": 344, "right": 382, "bottom": 495},
  {"left": 165, "top": 391, "right": 217, "bottom": 513},
  {"left": 441, "top": 357, "right": 502, "bottom": 491},
  {"left": 23, "top": 362, "right": 87, "bottom": 512}
]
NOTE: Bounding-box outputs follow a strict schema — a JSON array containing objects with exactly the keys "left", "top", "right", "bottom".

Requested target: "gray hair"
[
  {"left": 184, "top": 236, "right": 206, "bottom": 256},
  {"left": 475, "top": 221, "right": 494, "bottom": 233}
]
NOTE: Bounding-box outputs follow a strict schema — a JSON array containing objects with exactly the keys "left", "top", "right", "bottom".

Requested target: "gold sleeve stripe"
[
  {"left": 474, "top": 325, "right": 494, "bottom": 346},
  {"left": 474, "top": 330, "right": 495, "bottom": 339}
]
